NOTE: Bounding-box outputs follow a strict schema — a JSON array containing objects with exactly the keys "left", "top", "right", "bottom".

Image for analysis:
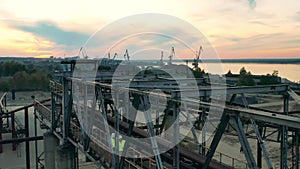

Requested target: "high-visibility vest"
[
  {"left": 111, "top": 138, "right": 125, "bottom": 152},
  {"left": 119, "top": 140, "right": 125, "bottom": 152},
  {"left": 111, "top": 138, "right": 115, "bottom": 148}
]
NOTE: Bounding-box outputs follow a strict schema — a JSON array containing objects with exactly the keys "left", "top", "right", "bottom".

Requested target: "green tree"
[
  {"left": 260, "top": 70, "right": 280, "bottom": 85},
  {"left": 237, "top": 67, "right": 255, "bottom": 86},
  {"left": 0, "top": 80, "right": 9, "bottom": 91},
  {"left": 193, "top": 67, "right": 206, "bottom": 78},
  {"left": 12, "top": 71, "right": 29, "bottom": 90},
  {"left": 227, "top": 70, "right": 233, "bottom": 75},
  {"left": 1, "top": 61, "right": 25, "bottom": 76}
]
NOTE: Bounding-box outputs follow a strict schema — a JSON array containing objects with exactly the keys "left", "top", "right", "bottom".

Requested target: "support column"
[
  {"left": 233, "top": 116, "right": 258, "bottom": 169},
  {"left": 51, "top": 92, "right": 56, "bottom": 132},
  {"left": 257, "top": 125, "right": 262, "bottom": 169},
  {"left": 34, "top": 108, "right": 38, "bottom": 169},
  {"left": 201, "top": 96, "right": 208, "bottom": 155},
  {"left": 281, "top": 94, "right": 289, "bottom": 169},
  {"left": 62, "top": 77, "right": 72, "bottom": 144},
  {"left": 295, "top": 130, "right": 299, "bottom": 169},
  {"left": 11, "top": 113, "right": 16, "bottom": 151},
  {"left": 0, "top": 111, "right": 3, "bottom": 153},
  {"left": 119, "top": 93, "right": 139, "bottom": 169},
  {"left": 25, "top": 108, "right": 30, "bottom": 169},
  {"left": 44, "top": 132, "right": 58, "bottom": 169},
  {"left": 203, "top": 113, "right": 230, "bottom": 169},
  {"left": 55, "top": 144, "right": 75, "bottom": 169},
  {"left": 172, "top": 91, "right": 180, "bottom": 169}
]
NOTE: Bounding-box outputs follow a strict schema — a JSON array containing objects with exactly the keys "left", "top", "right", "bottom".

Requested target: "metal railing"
[
  {"left": 34, "top": 100, "right": 51, "bottom": 123},
  {"left": 197, "top": 144, "right": 249, "bottom": 169},
  {"left": 69, "top": 121, "right": 171, "bottom": 169},
  {"left": 50, "top": 80, "right": 63, "bottom": 92},
  {"left": 0, "top": 92, "right": 7, "bottom": 113}
]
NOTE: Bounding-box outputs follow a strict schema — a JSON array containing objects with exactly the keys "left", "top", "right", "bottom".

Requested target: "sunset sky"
[{"left": 0, "top": 0, "right": 299, "bottom": 59}]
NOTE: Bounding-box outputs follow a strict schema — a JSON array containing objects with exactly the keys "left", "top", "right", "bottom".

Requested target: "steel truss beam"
[
  {"left": 140, "top": 95, "right": 164, "bottom": 169},
  {"left": 233, "top": 116, "right": 258, "bottom": 169},
  {"left": 0, "top": 136, "right": 43, "bottom": 144},
  {"left": 281, "top": 94, "right": 289, "bottom": 169},
  {"left": 202, "top": 113, "right": 230, "bottom": 169},
  {"left": 48, "top": 77, "right": 300, "bottom": 169},
  {"left": 240, "top": 93, "right": 273, "bottom": 169},
  {"left": 63, "top": 77, "right": 72, "bottom": 144},
  {"left": 119, "top": 93, "right": 139, "bottom": 169}
]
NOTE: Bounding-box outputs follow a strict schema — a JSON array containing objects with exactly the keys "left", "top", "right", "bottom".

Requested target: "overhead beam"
[
  {"left": 179, "top": 84, "right": 289, "bottom": 97},
  {"left": 67, "top": 79, "right": 300, "bottom": 130},
  {"left": 227, "top": 107, "right": 300, "bottom": 129},
  {"left": 0, "top": 136, "right": 44, "bottom": 144}
]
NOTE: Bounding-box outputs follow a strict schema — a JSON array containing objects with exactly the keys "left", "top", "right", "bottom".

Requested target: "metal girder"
[
  {"left": 202, "top": 113, "right": 230, "bottom": 169},
  {"left": 71, "top": 77, "right": 289, "bottom": 97},
  {"left": 82, "top": 132, "right": 90, "bottom": 152},
  {"left": 51, "top": 92, "right": 56, "bottom": 132},
  {"left": 229, "top": 94, "right": 237, "bottom": 105},
  {"left": 251, "top": 119, "right": 273, "bottom": 169},
  {"left": 232, "top": 116, "right": 258, "bottom": 169},
  {"left": 114, "top": 94, "right": 120, "bottom": 168},
  {"left": 0, "top": 110, "right": 3, "bottom": 153},
  {"left": 172, "top": 91, "right": 180, "bottom": 169},
  {"left": 159, "top": 105, "right": 169, "bottom": 135},
  {"left": 281, "top": 126, "right": 288, "bottom": 169},
  {"left": 240, "top": 93, "right": 273, "bottom": 169},
  {"left": 179, "top": 84, "right": 289, "bottom": 97},
  {"left": 0, "top": 136, "right": 43, "bottom": 144},
  {"left": 182, "top": 102, "right": 199, "bottom": 145},
  {"left": 295, "top": 130, "right": 299, "bottom": 169},
  {"left": 288, "top": 89, "right": 300, "bottom": 104},
  {"left": 226, "top": 107, "right": 300, "bottom": 129},
  {"left": 34, "top": 108, "right": 38, "bottom": 169},
  {"left": 257, "top": 125, "right": 262, "bottom": 168},
  {"left": 75, "top": 80, "right": 300, "bottom": 130},
  {"left": 200, "top": 96, "right": 209, "bottom": 155},
  {"left": 281, "top": 94, "right": 289, "bottom": 169},
  {"left": 69, "top": 79, "right": 300, "bottom": 131},
  {"left": 25, "top": 108, "right": 30, "bottom": 169},
  {"left": 63, "top": 77, "right": 72, "bottom": 144},
  {"left": 119, "top": 93, "right": 139, "bottom": 169},
  {"left": 96, "top": 85, "right": 116, "bottom": 168},
  {"left": 56, "top": 78, "right": 300, "bottom": 169},
  {"left": 140, "top": 96, "right": 163, "bottom": 169}
]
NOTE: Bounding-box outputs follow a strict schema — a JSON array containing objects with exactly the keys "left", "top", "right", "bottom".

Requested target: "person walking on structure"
[{"left": 111, "top": 133, "right": 125, "bottom": 153}]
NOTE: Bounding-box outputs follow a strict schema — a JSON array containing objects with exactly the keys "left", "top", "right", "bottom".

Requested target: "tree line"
[
  {"left": 227, "top": 67, "right": 280, "bottom": 86},
  {"left": 0, "top": 61, "right": 54, "bottom": 91}
]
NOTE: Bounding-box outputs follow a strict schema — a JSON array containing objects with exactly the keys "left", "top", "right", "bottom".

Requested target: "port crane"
[
  {"left": 168, "top": 47, "right": 175, "bottom": 65},
  {"left": 192, "top": 45, "right": 202, "bottom": 70}
]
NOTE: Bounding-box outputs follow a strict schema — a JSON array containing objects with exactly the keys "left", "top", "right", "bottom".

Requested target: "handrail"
[
  {"left": 197, "top": 143, "right": 249, "bottom": 169},
  {"left": 50, "top": 80, "right": 63, "bottom": 92},
  {"left": 34, "top": 99, "right": 51, "bottom": 121},
  {"left": 70, "top": 122, "right": 170, "bottom": 169},
  {"left": 0, "top": 92, "right": 7, "bottom": 111},
  {"left": 5, "top": 98, "right": 50, "bottom": 115}
]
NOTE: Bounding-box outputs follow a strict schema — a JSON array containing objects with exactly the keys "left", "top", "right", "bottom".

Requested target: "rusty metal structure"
[{"left": 0, "top": 59, "right": 300, "bottom": 169}]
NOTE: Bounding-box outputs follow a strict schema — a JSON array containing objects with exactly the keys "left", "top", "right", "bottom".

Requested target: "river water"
[{"left": 185, "top": 62, "right": 300, "bottom": 83}]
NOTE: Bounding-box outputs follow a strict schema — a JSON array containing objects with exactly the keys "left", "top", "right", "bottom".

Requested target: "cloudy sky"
[{"left": 0, "top": 0, "right": 299, "bottom": 59}]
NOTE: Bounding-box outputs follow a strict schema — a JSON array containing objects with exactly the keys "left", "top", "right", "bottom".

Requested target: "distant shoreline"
[
  {"left": 179, "top": 58, "right": 300, "bottom": 64},
  {"left": 1, "top": 56, "right": 300, "bottom": 64}
]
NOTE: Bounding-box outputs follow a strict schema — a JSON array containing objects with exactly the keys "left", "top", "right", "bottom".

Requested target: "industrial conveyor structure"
[{"left": 1, "top": 59, "right": 300, "bottom": 169}]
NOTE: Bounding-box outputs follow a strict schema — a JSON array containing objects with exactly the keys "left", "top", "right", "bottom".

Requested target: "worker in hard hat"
[
  {"left": 111, "top": 133, "right": 115, "bottom": 150},
  {"left": 118, "top": 135, "right": 125, "bottom": 152},
  {"left": 111, "top": 133, "right": 126, "bottom": 153}
]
